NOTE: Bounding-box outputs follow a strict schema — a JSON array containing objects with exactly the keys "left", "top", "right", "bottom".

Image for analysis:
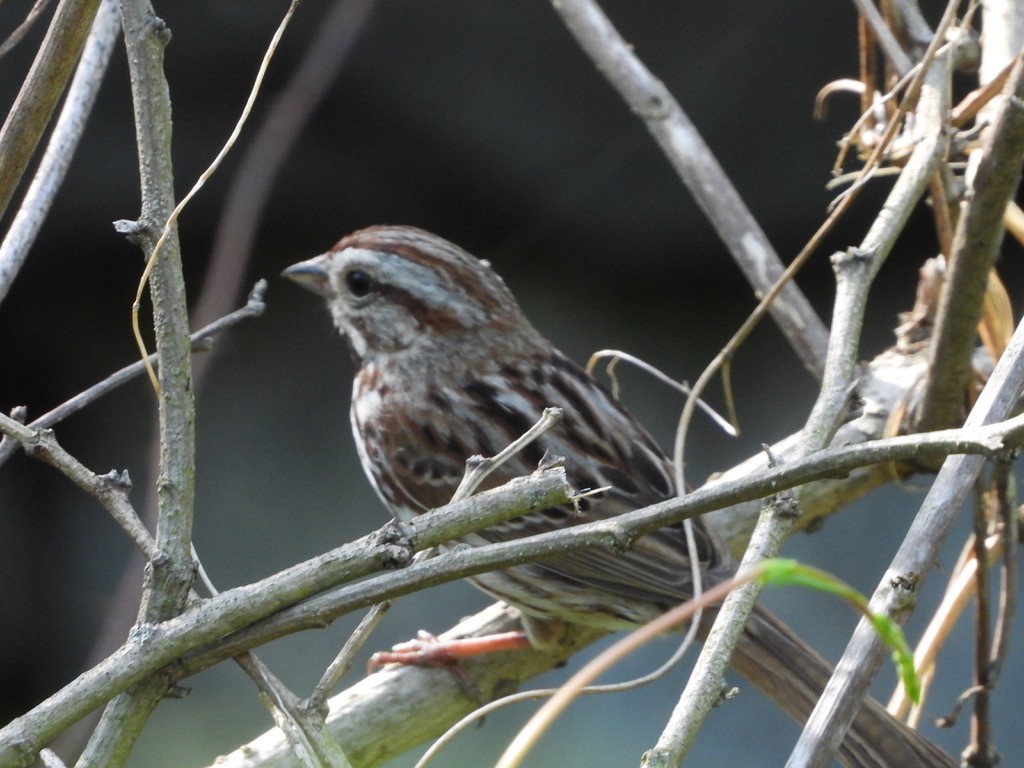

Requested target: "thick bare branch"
[
  {"left": 76, "top": 1, "right": 197, "bottom": 764},
  {"left": 210, "top": 605, "right": 605, "bottom": 768}
]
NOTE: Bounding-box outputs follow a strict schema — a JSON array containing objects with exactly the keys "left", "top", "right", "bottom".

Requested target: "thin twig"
[
  {"left": 950, "top": 57, "right": 1015, "bottom": 127},
  {"left": 0, "top": 281, "right": 267, "bottom": 468},
  {"left": 585, "top": 349, "right": 736, "bottom": 436},
  {"left": 989, "top": 464, "right": 1016, "bottom": 681},
  {"left": 305, "top": 603, "right": 393, "bottom": 716},
  {"left": 0, "top": 0, "right": 53, "bottom": 58},
  {"left": 964, "top": 474, "right": 995, "bottom": 765},
  {"left": 453, "top": 406, "right": 563, "bottom": 499},
  {"left": 829, "top": 3, "right": 965, "bottom": 212},
  {"left": 0, "top": 412, "right": 155, "bottom": 557},
  {"left": 130, "top": 0, "right": 301, "bottom": 393},
  {"left": 849, "top": 0, "right": 913, "bottom": 75},
  {"left": 236, "top": 654, "right": 353, "bottom": 768},
  {"left": 935, "top": 684, "right": 986, "bottom": 728},
  {"left": 192, "top": 0, "right": 375, "bottom": 337}
]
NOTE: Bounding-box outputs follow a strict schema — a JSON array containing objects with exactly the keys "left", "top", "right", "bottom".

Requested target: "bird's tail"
[{"left": 729, "top": 605, "right": 954, "bottom": 768}]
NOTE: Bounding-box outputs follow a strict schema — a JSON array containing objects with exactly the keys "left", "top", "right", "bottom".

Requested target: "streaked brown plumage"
[{"left": 285, "top": 225, "right": 952, "bottom": 768}]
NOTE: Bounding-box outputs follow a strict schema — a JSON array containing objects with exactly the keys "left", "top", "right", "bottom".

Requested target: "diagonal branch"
[
  {"left": 548, "top": 0, "right": 829, "bottom": 378},
  {"left": 6, "top": 404, "right": 1024, "bottom": 767},
  {"left": 0, "top": 411, "right": 155, "bottom": 557},
  {"left": 0, "top": 0, "right": 55, "bottom": 58},
  {"left": 0, "top": 0, "right": 119, "bottom": 307},
  {"left": 0, "top": 0, "right": 100, "bottom": 219},
  {"left": 0, "top": 281, "right": 266, "bottom": 469}
]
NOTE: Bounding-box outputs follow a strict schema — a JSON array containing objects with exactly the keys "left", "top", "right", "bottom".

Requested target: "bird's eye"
[{"left": 345, "top": 269, "right": 373, "bottom": 298}]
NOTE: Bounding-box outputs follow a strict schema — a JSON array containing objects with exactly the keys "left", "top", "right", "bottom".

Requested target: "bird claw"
[
  {"left": 367, "top": 630, "right": 457, "bottom": 670},
  {"left": 367, "top": 628, "right": 533, "bottom": 700},
  {"left": 368, "top": 628, "right": 532, "bottom": 671},
  {"left": 368, "top": 630, "right": 484, "bottom": 700}
]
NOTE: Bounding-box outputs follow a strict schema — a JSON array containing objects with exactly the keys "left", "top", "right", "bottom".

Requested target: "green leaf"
[{"left": 755, "top": 558, "right": 920, "bottom": 704}]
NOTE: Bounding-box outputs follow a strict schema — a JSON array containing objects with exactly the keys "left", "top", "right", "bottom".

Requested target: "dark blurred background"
[{"left": 2, "top": 1, "right": 1021, "bottom": 765}]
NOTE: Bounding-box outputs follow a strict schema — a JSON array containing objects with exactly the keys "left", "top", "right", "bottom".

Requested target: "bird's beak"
[{"left": 282, "top": 257, "right": 333, "bottom": 298}]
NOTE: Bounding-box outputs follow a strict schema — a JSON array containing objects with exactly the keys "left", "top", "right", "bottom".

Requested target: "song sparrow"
[{"left": 284, "top": 225, "right": 951, "bottom": 768}]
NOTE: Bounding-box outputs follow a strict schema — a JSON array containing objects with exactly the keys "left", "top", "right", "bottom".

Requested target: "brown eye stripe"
[
  {"left": 376, "top": 283, "right": 466, "bottom": 333},
  {"left": 336, "top": 226, "right": 514, "bottom": 318}
]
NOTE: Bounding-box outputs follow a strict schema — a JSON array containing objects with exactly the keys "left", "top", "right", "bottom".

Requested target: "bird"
[{"left": 284, "top": 224, "right": 953, "bottom": 768}]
